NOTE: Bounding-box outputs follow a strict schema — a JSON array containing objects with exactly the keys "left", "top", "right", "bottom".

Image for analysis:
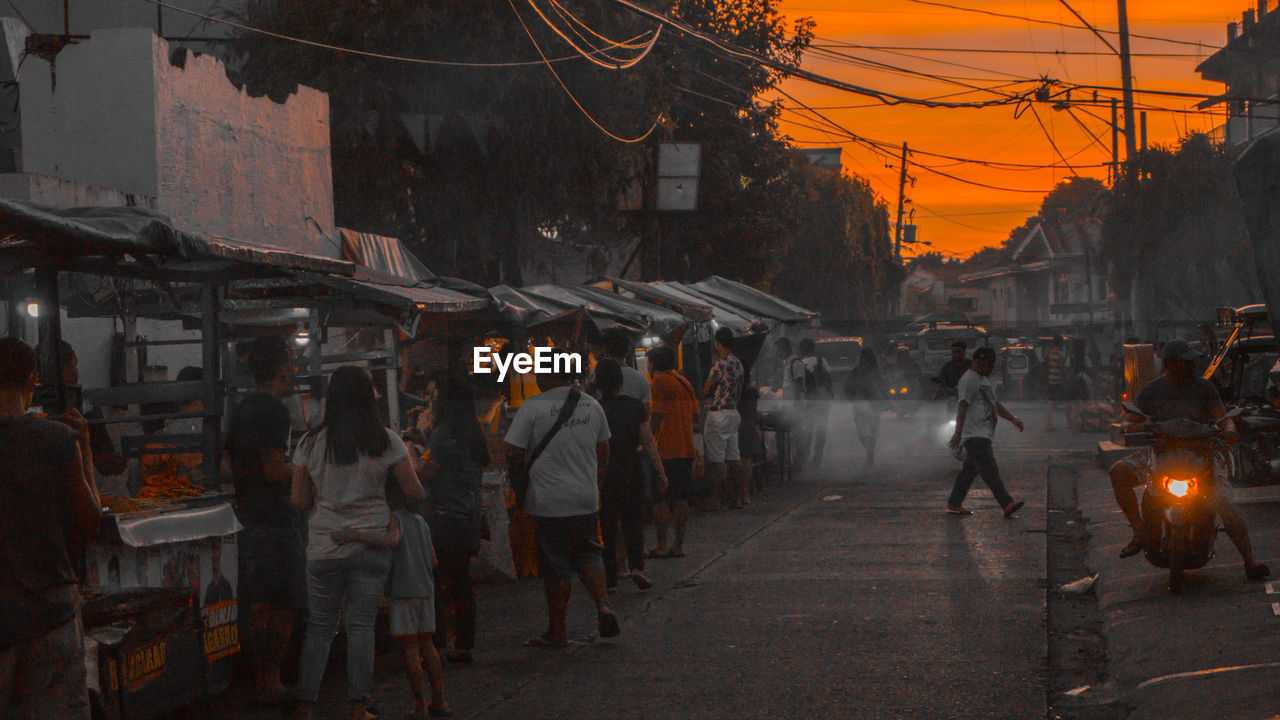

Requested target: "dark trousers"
[
  {"left": 428, "top": 516, "right": 478, "bottom": 651},
  {"left": 948, "top": 437, "right": 1014, "bottom": 508},
  {"left": 600, "top": 488, "right": 645, "bottom": 588}
]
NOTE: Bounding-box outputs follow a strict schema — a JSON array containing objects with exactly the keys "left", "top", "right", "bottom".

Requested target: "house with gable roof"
[{"left": 959, "top": 219, "right": 1116, "bottom": 331}]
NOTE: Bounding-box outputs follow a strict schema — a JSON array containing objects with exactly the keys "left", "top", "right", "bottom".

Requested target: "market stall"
[{"left": 0, "top": 199, "right": 488, "bottom": 716}]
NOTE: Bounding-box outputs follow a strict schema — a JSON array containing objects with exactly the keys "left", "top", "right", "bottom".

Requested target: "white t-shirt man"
[
  {"left": 956, "top": 368, "right": 999, "bottom": 442},
  {"left": 505, "top": 385, "right": 611, "bottom": 517}
]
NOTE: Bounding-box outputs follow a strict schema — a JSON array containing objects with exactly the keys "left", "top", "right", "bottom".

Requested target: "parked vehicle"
[
  {"left": 890, "top": 323, "right": 991, "bottom": 372},
  {"left": 995, "top": 345, "right": 1037, "bottom": 400},
  {"left": 1122, "top": 403, "right": 1240, "bottom": 594},
  {"left": 814, "top": 336, "right": 863, "bottom": 389}
]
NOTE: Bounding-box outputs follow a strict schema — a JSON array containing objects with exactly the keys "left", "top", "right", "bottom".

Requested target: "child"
[
  {"left": 332, "top": 490, "right": 451, "bottom": 719},
  {"left": 387, "top": 489, "right": 452, "bottom": 719}
]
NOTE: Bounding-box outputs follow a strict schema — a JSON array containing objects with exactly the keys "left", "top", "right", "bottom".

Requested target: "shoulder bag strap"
[{"left": 526, "top": 388, "right": 581, "bottom": 471}]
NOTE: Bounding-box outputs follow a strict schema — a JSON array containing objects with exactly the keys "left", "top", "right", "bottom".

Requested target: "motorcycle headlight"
[
  {"left": 1162, "top": 475, "right": 1198, "bottom": 498},
  {"left": 900, "top": 387, "right": 909, "bottom": 394},
  {"left": 889, "top": 388, "right": 897, "bottom": 395}
]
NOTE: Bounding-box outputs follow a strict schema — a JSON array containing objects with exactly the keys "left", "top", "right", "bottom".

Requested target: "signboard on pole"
[{"left": 657, "top": 143, "right": 701, "bottom": 211}]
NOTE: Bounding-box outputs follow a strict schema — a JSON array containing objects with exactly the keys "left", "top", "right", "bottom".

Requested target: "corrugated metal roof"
[{"left": 339, "top": 228, "right": 435, "bottom": 283}]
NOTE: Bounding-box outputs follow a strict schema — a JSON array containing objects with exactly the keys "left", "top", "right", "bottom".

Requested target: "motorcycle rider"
[
  {"left": 934, "top": 341, "right": 971, "bottom": 402},
  {"left": 1110, "top": 339, "right": 1271, "bottom": 580}
]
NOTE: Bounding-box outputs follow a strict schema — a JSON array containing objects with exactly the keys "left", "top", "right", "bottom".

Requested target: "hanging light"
[{"left": 25, "top": 302, "right": 39, "bottom": 318}]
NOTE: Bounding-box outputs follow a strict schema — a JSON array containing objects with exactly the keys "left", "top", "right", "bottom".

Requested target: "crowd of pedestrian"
[{"left": 0, "top": 326, "right": 1119, "bottom": 719}]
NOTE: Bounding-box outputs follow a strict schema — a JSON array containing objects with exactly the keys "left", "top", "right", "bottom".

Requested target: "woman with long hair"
[
  {"left": 419, "top": 376, "right": 489, "bottom": 665},
  {"left": 844, "top": 347, "right": 887, "bottom": 467},
  {"left": 289, "top": 366, "right": 425, "bottom": 720}
]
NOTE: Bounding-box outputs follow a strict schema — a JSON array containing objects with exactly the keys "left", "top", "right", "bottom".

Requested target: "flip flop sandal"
[
  {"left": 525, "top": 633, "right": 569, "bottom": 648},
  {"left": 597, "top": 611, "right": 621, "bottom": 639},
  {"left": 1003, "top": 501, "right": 1025, "bottom": 518},
  {"left": 946, "top": 506, "right": 973, "bottom": 515}
]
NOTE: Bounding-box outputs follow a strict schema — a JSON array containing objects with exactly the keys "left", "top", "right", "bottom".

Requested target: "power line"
[
  {"left": 1028, "top": 102, "right": 1079, "bottom": 175},
  {"left": 905, "top": 0, "right": 1219, "bottom": 50},
  {"left": 1056, "top": 0, "right": 1119, "bottom": 55},
  {"left": 506, "top": 0, "right": 661, "bottom": 143},
  {"left": 137, "top": 0, "right": 647, "bottom": 67},
  {"left": 808, "top": 42, "right": 1204, "bottom": 58},
  {"left": 600, "top": 0, "right": 1040, "bottom": 109},
  {"left": 523, "top": 0, "right": 661, "bottom": 70}
]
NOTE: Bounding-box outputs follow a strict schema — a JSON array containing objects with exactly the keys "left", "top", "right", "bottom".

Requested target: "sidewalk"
[
  {"left": 1076, "top": 465, "right": 1280, "bottom": 719},
  {"left": 208, "top": 479, "right": 819, "bottom": 720}
]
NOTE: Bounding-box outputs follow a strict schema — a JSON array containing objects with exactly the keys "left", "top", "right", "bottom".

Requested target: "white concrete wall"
[
  {"left": 7, "top": 0, "right": 235, "bottom": 40},
  {"left": 20, "top": 28, "right": 159, "bottom": 196},
  {"left": 17, "top": 28, "right": 337, "bottom": 257},
  {"left": 0, "top": 173, "right": 159, "bottom": 209},
  {"left": 152, "top": 38, "right": 335, "bottom": 256}
]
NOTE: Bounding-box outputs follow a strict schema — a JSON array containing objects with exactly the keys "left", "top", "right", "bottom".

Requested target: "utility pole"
[
  {"left": 1117, "top": 0, "right": 1138, "bottom": 160},
  {"left": 1140, "top": 111, "right": 1148, "bottom": 152},
  {"left": 894, "top": 141, "right": 909, "bottom": 262},
  {"left": 1110, "top": 98, "right": 1119, "bottom": 183}
]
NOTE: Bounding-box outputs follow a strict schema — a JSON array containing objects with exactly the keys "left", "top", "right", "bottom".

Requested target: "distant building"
[
  {"left": 959, "top": 220, "right": 1114, "bottom": 331},
  {"left": 1197, "top": 2, "right": 1280, "bottom": 149},
  {"left": 800, "top": 148, "right": 842, "bottom": 172}
]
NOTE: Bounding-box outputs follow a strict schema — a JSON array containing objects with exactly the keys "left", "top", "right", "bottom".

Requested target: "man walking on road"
[
  {"left": 947, "top": 347, "right": 1026, "bottom": 517},
  {"left": 505, "top": 360, "right": 619, "bottom": 646},
  {"left": 798, "top": 338, "right": 834, "bottom": 466},
  {"left": 0, "top": 337, "right": 102, "bottom": 720},
  {"left": 702, "top": 328, "right": 745, "bottom": 510}
]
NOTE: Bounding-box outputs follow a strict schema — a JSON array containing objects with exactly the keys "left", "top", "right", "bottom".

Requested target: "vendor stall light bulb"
[
  {"left": 295, "top": 333, "right": 310, "bottom": 346},
  {"left": 25, "top": 302, "right": 38, "bottom": 318}
]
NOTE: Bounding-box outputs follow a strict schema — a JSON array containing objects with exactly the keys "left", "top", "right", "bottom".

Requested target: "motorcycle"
[{"left": 1122, "top": 403, "right": 1241, "bottom": 594}]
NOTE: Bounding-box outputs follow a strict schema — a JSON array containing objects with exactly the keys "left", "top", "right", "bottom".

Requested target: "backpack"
[{"left": 803, "top": 358, "right": 833, "bottom": 398}]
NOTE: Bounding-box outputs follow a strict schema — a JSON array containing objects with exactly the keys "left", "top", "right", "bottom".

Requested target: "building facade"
[{"left": 1198, "top": 1, "right": 1280, "bottom": 150}]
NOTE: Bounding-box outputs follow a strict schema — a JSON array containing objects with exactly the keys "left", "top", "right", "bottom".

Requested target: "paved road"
[{"left": 211, "top": 401, "right": 1104, "bottom": 720}]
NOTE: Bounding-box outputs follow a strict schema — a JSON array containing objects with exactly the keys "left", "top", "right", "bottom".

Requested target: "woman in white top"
[{"left": 290, "top": 366, "right": 425, "bottom": 720}]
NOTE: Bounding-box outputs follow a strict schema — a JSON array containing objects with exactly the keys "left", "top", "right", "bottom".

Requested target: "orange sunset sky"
[{"left": 770, "top": 0, "right": 1251, "bottom": 258}]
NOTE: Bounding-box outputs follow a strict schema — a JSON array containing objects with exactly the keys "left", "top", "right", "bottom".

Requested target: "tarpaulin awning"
[
  {"left": 488, "top": 285, "right": 601, "bottom": 344},
  {"left": 653, "top": 281, "right": 761, "bottom": 333},
  {"left": 593, "top": 277, "right": 714, "bottom": 323},
  {"left": 340, "top": 228, "right": 435, "bottom": 284},
  {"left": 302, "top": 269, "right": 490, "bottom": 314},
  {"left": 0, "top": 198, "right": 354, "bottom": 276},
  {"left": 520, "top": 284, "right": 688, "bottom": 337},
  {"left": 690, "top": 275, "right": 818, "bottom": 324}
]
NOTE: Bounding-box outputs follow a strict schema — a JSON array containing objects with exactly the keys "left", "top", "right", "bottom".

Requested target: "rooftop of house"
[{"left": 1197, "top": 2, "right": 1280, "bottom": 83}]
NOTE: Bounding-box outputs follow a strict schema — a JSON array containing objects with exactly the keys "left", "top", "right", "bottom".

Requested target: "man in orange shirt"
[{"left": 647, "top": 345, "right": 698, "bottom": 558}]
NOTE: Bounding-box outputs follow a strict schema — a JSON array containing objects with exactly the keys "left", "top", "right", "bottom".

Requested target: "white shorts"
[
  {"left": 389, "top": 597, "right": 436, "bottom": 637},
  {"left": 703, "top": 409, "right": 741, "bottom": 463}
]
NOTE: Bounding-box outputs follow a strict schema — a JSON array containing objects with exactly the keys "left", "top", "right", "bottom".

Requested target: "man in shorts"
[
  {"left": 647, "top": 345, "right": 698, "bottom": 558},
  {"left": 505, "top": 359, "right": 618, "bottom": 646},
  {"left": 701, "top": 328, "right": 745, "bottom": 511},
  {"left": 0, "top": 337, "right": 101, "bottom": 720}
]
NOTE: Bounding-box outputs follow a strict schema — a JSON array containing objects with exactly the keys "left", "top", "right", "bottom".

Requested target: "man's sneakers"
[
  {"left": 946, "top": 506, "right": 972, "bottom": 515},
  {"left": 1002, "top": 501, "right": 1025, "bottom": 518},
  {"left": 1119, "top": 536, "right": 1145, "bottom": 559},
  {"left": 1247, "top": 561, "right": 1271, "bottom": 581}
]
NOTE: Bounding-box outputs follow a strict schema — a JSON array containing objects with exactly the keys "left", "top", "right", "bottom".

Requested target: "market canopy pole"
[{"left": 35, "top": 264, "right": 68, "bottom": 412}]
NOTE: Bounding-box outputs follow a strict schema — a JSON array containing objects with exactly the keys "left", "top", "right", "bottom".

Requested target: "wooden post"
[{"left": 201, "top": 284, "right": 223, "bottom": 486}]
